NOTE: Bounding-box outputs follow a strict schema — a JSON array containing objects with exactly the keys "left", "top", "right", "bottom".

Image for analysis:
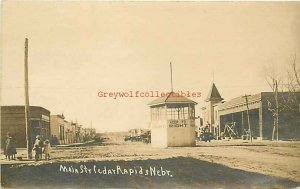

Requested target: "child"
[
  {"left": 33, "top": 135, "right": 42, "bottom": 161},
  {"left": 43, "top": 139, "right": 51, "bottom": 160},
  {"left": 32, "top": 144, "right": 40, "bottom": 161}
]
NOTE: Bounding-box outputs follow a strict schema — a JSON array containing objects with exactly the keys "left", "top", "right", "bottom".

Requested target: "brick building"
[
  {"left": 1, "top": 106, "right": 50, "bottom": 148},
  {"left": 202, "top": 83, "right": 300, "bottom": 140}
]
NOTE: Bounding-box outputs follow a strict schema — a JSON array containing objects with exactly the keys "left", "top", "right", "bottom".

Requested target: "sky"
[{"left": 1, "top": 2, "right": 300, "bottom": 132}]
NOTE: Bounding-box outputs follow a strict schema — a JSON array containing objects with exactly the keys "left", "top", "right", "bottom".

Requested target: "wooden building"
[
  {"left": 148, "top": 92, "right": 197, "bottom": 147},
  {"left": 50, "top": 115, "right": 85, "bottom": 144}
]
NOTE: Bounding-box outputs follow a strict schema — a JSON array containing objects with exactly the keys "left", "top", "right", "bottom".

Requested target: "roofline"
[
  {"left": 205, "top": 97, "right": 224, "bottom": 102},
  {"left": 148, "top": 101, "right": 198, "bottom": 107},
  {"left": 148, "top": 91, "right": 198, "bottom": 106},
  {"left": 50, "top": 114, "right": 65, "bottom": 119},
  {"left": 1, "top": 105, "right": 50, "bottom": 113},
  {"left": 218, "top": 93, "right": 262, "bottom": 111}
]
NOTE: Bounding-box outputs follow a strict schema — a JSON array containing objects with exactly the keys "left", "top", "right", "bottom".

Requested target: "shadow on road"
[{"left": 1, "top": 157, "right": 299, "bottom": 188}]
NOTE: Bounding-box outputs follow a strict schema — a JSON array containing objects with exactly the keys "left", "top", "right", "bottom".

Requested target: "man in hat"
[
  {"left": 33, "top": 135, "right": 43, "bottom": 161},
  {"left": 5, "top": 133, "right": 13, "bottom": 160}
]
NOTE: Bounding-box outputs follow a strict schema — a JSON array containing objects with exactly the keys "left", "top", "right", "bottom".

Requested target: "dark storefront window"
[{"left": 31, "top": 120, "right": 40, "bottom": 140}]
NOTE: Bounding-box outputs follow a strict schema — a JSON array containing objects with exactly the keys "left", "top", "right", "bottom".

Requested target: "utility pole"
[
  {"left": 170, "top": 62, "right": 173, "bottom": 92},
  {"left": 243, "top": 94, "right": 252, "bottom": 143},
  {"left": 275, "top": 80, "right": 279, "bottom": 141},
  {"left": 24, "top": 38, "right": 32, "bottom": 159}
]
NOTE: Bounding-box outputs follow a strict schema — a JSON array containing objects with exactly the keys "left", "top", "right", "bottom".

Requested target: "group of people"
[
  {"left": 4, "top": 133, "right": 17, "bottom": 160},
  {"left": 3, "top": 133, "right": 52, "bottom": 161},
  {"left": 32, "top": 135, "right": 51, "bottom": 161}
]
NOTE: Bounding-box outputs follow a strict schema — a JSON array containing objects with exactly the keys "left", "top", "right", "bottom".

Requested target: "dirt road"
[{"left": 1, "top": 140, "right": 300, "bottom": 188}]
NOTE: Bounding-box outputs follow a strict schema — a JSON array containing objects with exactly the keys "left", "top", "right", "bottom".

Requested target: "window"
[
  {"left": 31, "top": 120, "right": 39, "bottom": 128},
  {"left": 152, "top": 105, "right": 195, "bottom": 121},
  {"left": 167, "top": 106, "right": 192, "bottom": 120},
  {"left": 151, "top": 106, "right": 166, "bottom": 121}
]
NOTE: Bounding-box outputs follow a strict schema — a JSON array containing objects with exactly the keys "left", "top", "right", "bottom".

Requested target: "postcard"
[{"left": 1, "top": 1, "right": 300, "bottom": 188}]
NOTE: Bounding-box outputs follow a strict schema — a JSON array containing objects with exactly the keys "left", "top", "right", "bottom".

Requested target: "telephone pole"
[
  {"left": 243, "top": 94, "right": 252, "bottom": 143},
  {"left": 24, "top": 38, "right": 32, "bottom": 159},
  {"left": 170, "top": 62, "right": 173, "bottom": 92},
  {"left": 275, "top": 80, "right": 279, "bottom": 141}
]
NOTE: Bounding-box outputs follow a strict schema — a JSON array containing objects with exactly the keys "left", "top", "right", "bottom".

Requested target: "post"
[
  {"left": 241, "top": 111, "right": 244, "bottom": 134},
  {"left": 275, "top": 80, "right": 279, "bottom": 141},
  {"left": 243, "top": 95, "right": 252, "bottom": 143},
  {"left": 218, "top": 116, "right": 221, "bottom": 140},
  {"left": 24, "top": 38, "right": 32, "bottom": 159},
  {"left": 170, "top": 62, "right": 173, "bottom": 92},
  {"left": 259, "top": 101, "right": 263, "bottom": 139}
]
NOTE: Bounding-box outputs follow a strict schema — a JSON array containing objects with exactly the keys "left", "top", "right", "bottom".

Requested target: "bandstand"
[{"left": 148, "top": 92, "right": 197, "bottom": 148}]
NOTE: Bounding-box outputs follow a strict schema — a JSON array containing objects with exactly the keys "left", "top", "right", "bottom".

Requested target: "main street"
[{"left": 1, "top": 140, "right": 300, "bottom": 188}]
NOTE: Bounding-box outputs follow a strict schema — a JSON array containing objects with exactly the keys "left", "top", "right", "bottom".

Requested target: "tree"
[
  {"left": 264, "top": 64, "right": 282, "bottom": 141},
  {"left": 287, "top": 54, "right": 300, "bottom": 92},
  {"left": 264, "top": 53, "right": 300, "bottom": 141}
]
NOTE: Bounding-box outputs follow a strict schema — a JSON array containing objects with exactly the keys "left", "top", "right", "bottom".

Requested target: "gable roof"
[
  {"left": 148, "top": 92, "right": 197, "bottom": 107},
  {"left": 205, "top": 83, "right": 223, "bottom": 102}
]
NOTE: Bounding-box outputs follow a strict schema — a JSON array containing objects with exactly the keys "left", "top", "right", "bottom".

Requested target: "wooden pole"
[
  {"left": 275, "top": 80, "right": 279, "bottom": 141},
  {"left": 24, "top": 38, "right": 32, "bottom": 159},
  {"left": 170, "top": 62, "right": 173, "bottom": 92},
  {"left": 243, "top": 94, "right": 252, "bottom": 143},
  {"left": 241, "top": 111, "right": 244, "bottom": 134}
]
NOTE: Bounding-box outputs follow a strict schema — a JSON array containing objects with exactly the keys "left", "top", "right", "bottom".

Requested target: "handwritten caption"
[{"left": 59, "top": 164, "right": 173, "bottom": 177}]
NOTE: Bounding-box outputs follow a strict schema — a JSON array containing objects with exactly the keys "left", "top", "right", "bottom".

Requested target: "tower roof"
[
  {"left": 148, "top": 92, "right": 197, "bottom": 107},
  {"left": 205, "top": 83, "right": 223, "bottom": 102}
]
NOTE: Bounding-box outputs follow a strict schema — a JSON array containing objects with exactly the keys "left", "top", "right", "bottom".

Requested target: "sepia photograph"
[{"left": 1, "top": 1, "right": 300, "bottom": 188}]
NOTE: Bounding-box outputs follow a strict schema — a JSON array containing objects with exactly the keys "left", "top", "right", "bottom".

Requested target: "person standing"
[
  {"left": 53, "top": 135, "right": 58, "bottom": 146},
  {"left": 33, "top": 135, "right": 42, "bottom": 161},
  {"left": 11, "top": 135, "right": 17, "bottom": 160},
  {"left": 50, "top": 135, "right": 54, "bottom": 147},
  {"left": 5, "top": 134, "right": 13, "bottom": 160},
  {"left": 4, "top": 133, "right": 9, "bottom": 160},
  {"left": 43, "top": 139, "right": 51, "bottom": 160}
]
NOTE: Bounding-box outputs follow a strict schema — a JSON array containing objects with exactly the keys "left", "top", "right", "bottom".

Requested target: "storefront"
[{"left": 1, "top": 106, "right": 50, "bottom": 148}]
